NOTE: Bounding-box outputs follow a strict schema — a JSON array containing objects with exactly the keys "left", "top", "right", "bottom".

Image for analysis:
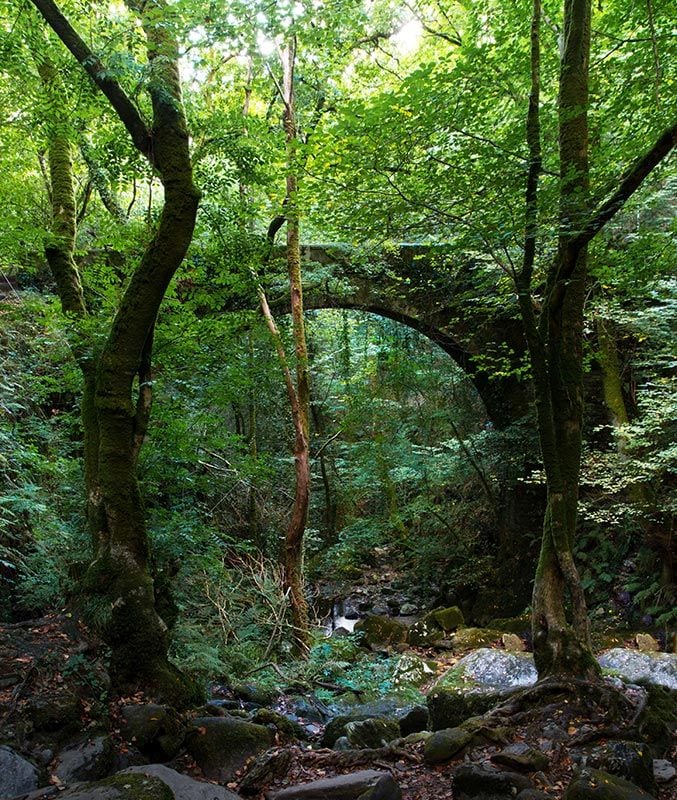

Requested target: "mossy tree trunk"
[
  {"left": 596, "top": 316, "right": 674, "bottom": 597},
  {"left": 30, "top": 0, "right": 200, "bottom": 702},
  {"left": 514, "top": 0, "right": 675, "bottom": 679}
]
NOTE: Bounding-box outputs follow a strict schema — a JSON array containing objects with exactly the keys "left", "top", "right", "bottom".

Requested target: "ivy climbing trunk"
[{"left": 30, "top": 0, "right": 200, "bottom": 702}]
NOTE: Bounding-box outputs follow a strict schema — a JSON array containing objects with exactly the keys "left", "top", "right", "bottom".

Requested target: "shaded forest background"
[{"left": 0, "top": 0, "right": 674, "bottom": 689}]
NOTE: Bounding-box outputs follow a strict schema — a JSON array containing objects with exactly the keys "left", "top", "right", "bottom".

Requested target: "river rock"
[
  {"left": 452, "top": 763, "right": 533, "bottom": 798},
  {"left": 232, "top": 682, "right": 279, "bottom": 707},
  {"left": 59, "top": 773, "right": 174, "bottom": 799},
  {"left": 428, "top": 686, "right": 511, "bottom": 730},
  {"left": 391, "top": 653, "right": 435, "bottom": 688},
  {"left": 184, "top": 716, "right": 274, "bottom": 781},
  {"left": 267, "top": 769, "right": 401, "bottom": 799},
  {"left": 122, "top": 764, "right": 242, "bottom": 799},
  {"left": 424, "top": 727, "right": 474, "bottom": 763},
  {"left": 565, "top": 768, "right": 657, "bottom": 800},
  {"left": 635, "top": 634, "right": 660, "bottom": 653},
  {"left": 450, "top": 628, "right": 503, "bottom": 652},
  {"left": 598, "top": 649, "right": 677, "bottom": 689},
  {"left": 353, "top": 616, "right": 408, "bottom": 647},
  {"left": 396, "top": 704, "right": 429, "bottom": 736},
  {"left": 345, "top": 718, "right": 400, "bottom": 749},
  {"left": 54, "top": 736, "right": 114, "bottom": 784},
  {"left": 491, "top": 743, "right": 549, "bottom": 772},
  {"left": 583, "top": 741, "right": 656, "bottom": 793},
  {"left": 652, "top": 759, "right": 675, "bottom": 784},
  {"left": 120, "top": 704, "right": 185, "bottom": 761},
  {"left": 0, "top": 746, "right": 40, "bottom": 797},
  {"left": 437, "top": 648, "right": 537, "bottom": 690}
]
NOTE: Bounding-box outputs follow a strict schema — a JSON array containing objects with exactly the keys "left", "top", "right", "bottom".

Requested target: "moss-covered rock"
[
  {"left": 487, "top": 613, "right": 532, "bottom": 635},
  {"left": 391, "top": 653, "right": 435, "bottom": 688},
  {"left": 450, "top": 628, "right": 503, "bottom": 652},
  {"left": 636, "top": 684, "right": 677, "bottom": 756},
  {"left": 59, "top": 773, "right": 174, "bottom": 799},
  {"left": 564, "top": 768, "right": 657, "bottom": 800},
  {"left": 427, "top": 687, "right": 511, "bottom": 731},
  {"left": 424, "top": 726, "right": 474, "bottom": 763},
  {"left": 120, "top": 704, "right": 185, "bottom": 761},
  {"left": 354, "top": 615, "right": 408, "bottom": 647},
  {"left": 433, "top": 607, "right": 465, "bottom": 632},
  {"left": 184, "top": 715, "right": 274, "bottom": 781},
  {"left": 251, "top": 708, "right": 305, "bottom": 740},
  {"left": 407, "top": 606, "right": 465, "bottom": 647},
  {"left": 232, "top": 682, "right": 279, "bottom": 707},
  {"left": 345, "top": 718, "right": 401, "bottom": 748}
]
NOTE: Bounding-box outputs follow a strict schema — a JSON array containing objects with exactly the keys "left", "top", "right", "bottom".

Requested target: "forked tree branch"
[{"left": 28, "top": 0, "right": 152, "bottom": 160}]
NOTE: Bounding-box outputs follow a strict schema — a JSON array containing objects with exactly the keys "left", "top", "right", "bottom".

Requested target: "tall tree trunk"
[
  {"left": 280, "top": 38, "right": 311, "bottom": 655},
  {"left": 30, "top": 0, "right": 200, "bottom": 702}
]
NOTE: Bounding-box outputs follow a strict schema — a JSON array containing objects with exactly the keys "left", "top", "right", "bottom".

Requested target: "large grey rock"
[
  {"left": 122, "top": 764, "right": 242, "bottom": 799},
  {"left": 0, "top": 745, "right": 40, "bottom": 797},
  {"left": 267, "top": 769, "right": 401, "bottom": 799},
  {"left": 438, "top": 648, "right": 537, "bottom": 690},
  {"left": 565, "top": 768, "right": 657, "bottom": 800},
  {"left": 54, "top": 736, "right": 115, "bottom": 784},
  {"left": 396, "top": 704, "right": 428, "bottom": 736},
  {"left": 452, "top": 763, "right": 533, "bottom": 799},
  {"left": 184, "top": 716, "right": 273, "bottom": 781},
  {"left": 598, "top": 649, "right": 677, "bottom": 690}
]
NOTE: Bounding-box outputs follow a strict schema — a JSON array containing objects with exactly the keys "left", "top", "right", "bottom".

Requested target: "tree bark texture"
[
  {"left": 31, "top": 0, "right": 200, "bottom": 703},
  {"left": 280, "top": 38, "right": 311, "bottom": 655}
]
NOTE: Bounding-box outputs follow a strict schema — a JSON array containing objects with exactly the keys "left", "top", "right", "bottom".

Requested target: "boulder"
[
  {"left": 652, "top": 759, "right": 675, "bottom": 785},
  {"left": 565, "top": 768, "right": 657, "bottom": 800},
  {"left": 449, "top": 628, "right": 503, "bottom": 652},
  {"left": 232, "top": 682, "right": 279, "bottom": 707},
  {"left": 491, "top": 743, "right": 549, "bottom": 773},
  {"left": 353, "top": 616, "right": 408, "bottom": 647},
  {"left": 344, "top": 718, "right": 400, "bottom": 749},
  {"left": 635, "top": 635, "right": 660, "bottom": 653},
  {"left": 433, "top": 606, "right": 465, "bottom": 632},
  {"left": 25, "top": 691, "right": 81, "bottom": 735},
  {"left": 584, "top": 742, "right": 655, "bottom": 793},
  {"left": 391, "top": 653, "right": 435, "bottom": 688},
  {"left": 396, "top": 704, "right": 428, "bottom": 736},
  {"left": 321, "top": 700, "right": 405, "bottom": 748},
  {"left": 452, "top": 763, "right": 533, "bottom": 798},
  {"left": 238, "top": 750, "right": 293, "bottom": 794},
  {"left": 251, "top": 708, "right": 305, "bottom": 740},
  {"left": 423, "top": 727, "right": 474, "bottom": 763},
  {"left": 427, "top": 687, "right": 511, "bottom": 731},
  {"left": 436, "top": 648, "right": 537, "bottom": 691},
  {"left": 636, "top": 685, "right": 676, "bottom": 755},
  {"left": 59, "top": 773, "right": 174, "bottom": 799},
  {"left": 598, "top": 649, "right": 677, "bottom": 689},
  {"left": 120, "top": 704, "right": 185, "bottom": 761},
  {"left": 501, "top": 634, "right": 526, "bottom": 653},
  {"left": 54, "top": 736, "right": 115, "bottom": 784},
  {"left": 122, "top": 764, "right": 242, "bottom": 799},
  {"left": 184, "top": 716, "right": 274, "bottom": 781},
  {"left": 407, "top": 607, "right": 462, "bottom": 647},
  {"left": 267, "top": 769, "right": 401, "bottom": 799},
  {"left": 486, "top": 614, "right": 531, "bottom": 635},
  {"left": 0, "top": 745, "right": 40, "bottom": 798}
]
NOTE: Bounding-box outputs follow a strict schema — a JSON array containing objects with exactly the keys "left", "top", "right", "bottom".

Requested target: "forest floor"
[{"left": 0, "top": 613, "right": 675, "bottom": 800}]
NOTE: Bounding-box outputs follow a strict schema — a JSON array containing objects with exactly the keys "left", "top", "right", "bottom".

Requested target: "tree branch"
[
  {"left": 566, "top": 120, "right": 676, "bottom": 268},
  {"left": 28, "top": 0, "right": 152, "bottom": 160}
]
